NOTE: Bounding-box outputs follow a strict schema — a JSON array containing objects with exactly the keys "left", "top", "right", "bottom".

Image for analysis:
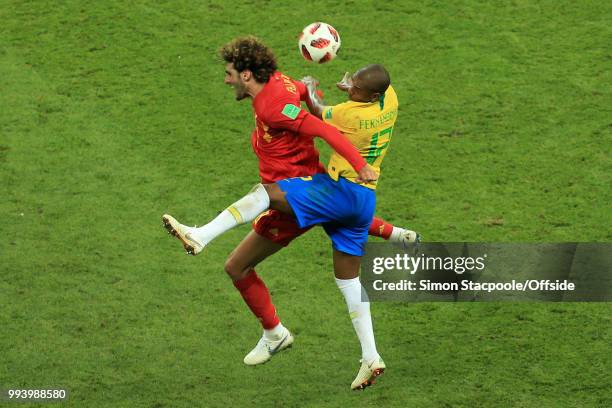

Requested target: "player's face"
[
  {"left": 224, "top": 63, "right": 248, "bottom": 100},
  {"left": 347, "top": 72, "right": 375, "bottom": 103}
]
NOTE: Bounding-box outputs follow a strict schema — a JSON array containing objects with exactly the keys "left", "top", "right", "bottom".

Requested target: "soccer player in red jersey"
[{"left": 163, "top": 37, "right": 418, "bottom": 383}]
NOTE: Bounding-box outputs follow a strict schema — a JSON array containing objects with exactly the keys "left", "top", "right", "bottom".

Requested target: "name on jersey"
[
  {"left": 280, "top": 74, "right": 297, "bottom": 94},
  {"left": 359, "top": 109, "right": 398, "bottom": 130}
]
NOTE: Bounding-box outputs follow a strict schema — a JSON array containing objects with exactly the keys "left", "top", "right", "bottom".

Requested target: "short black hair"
[{"left": 359, "top": 64, "right": 391, "bottom": 95}]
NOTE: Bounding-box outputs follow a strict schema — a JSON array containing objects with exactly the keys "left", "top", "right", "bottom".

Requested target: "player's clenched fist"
[{"left": 356, "top": 164, "right": 378, "bottom": 184}]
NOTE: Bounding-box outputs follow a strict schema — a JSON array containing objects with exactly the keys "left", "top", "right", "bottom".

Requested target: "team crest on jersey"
[{"left": 281, "top": 104, "right": 300, "bottom": 120}]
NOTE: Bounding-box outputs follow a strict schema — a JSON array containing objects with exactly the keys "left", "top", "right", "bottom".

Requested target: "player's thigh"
[
  {"left": 225, "top": 230, "right": 284, "bottom": 280},
  {"left": 332, "top": 248, "right": 361, "bottom": 280}
]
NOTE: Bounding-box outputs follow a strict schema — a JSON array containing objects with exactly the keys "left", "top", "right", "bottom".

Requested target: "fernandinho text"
[{"left": 359, "top": 110, "right": 397, "bottom": 130}]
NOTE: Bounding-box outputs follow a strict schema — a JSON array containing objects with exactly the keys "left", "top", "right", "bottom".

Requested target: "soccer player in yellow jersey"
[
  {"left": 305, "top": 65, "right": 399, "bottom": 192},
  {"left": 163, "top": 64, "right": 400, "bottom": 389}
]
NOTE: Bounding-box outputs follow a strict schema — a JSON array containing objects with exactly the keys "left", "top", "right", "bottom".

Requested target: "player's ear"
[
  {"left": 369, "top": 92, "right": 381, "bottom": 103},
  {"left": 241, "top": 70, "right": 253, "bottom": 82}
]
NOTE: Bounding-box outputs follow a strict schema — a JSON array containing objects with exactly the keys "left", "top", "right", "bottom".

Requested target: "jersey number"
[{"left": 365, "top": 126, "right": 393, "bottom": 164}]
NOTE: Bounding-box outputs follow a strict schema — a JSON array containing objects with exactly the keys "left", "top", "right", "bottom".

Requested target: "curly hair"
[{"left": 220, "top": 36, "right": 277, "bottom": 83}]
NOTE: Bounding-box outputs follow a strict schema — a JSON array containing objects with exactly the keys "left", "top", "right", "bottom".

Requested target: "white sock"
[
  {"left": 264, "top": 322, "right": 286, "bottom": 341},
  {"left": 335, "top": 277, "right": 379, "bottom": 363},
  {"left": 191, "top": 184, "right": 270, "bottom": 244}
]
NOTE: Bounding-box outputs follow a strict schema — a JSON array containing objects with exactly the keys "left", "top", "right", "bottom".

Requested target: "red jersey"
[{"left": 251, "top": 71, "right": 325, "bottom": 183}]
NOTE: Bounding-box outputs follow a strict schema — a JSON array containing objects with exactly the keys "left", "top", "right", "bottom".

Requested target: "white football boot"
[
  {"left": 243, "top": 328, "right": 294, "bottom": 365},
  {"left": 162, "top": 214, "right": 205, "bottom": 255},
  {"left": 395, "top": 228, "right": 421, "bottom": 245},
  {"left": 351, "top": 356, "right": 386, "bottom": 390}
]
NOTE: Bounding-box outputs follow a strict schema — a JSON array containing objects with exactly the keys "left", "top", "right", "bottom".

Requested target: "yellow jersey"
[{"left": 322, "top": 85, "right": 398, "bottom": 190}]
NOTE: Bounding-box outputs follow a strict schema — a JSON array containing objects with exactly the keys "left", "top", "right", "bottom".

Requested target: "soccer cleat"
[
  {"left": 402, "top": 230, "right": 422, "bottom": 257},
  {"left": 162, "top": 214, "right": 205, "bottom": 255},
  {"left": 351, "top": 356, "right": 386, "bottom": 390},
  {"left": 398, "top": 229, "right": 421, "bottom": 245},
  {"left": 243, "top": 329, "right": 294, "bottom": 366}
]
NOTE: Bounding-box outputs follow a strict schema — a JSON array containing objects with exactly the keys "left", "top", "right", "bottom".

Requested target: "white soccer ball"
[{"left": 298, "top": 22, "right": 341, "bottom": 63}]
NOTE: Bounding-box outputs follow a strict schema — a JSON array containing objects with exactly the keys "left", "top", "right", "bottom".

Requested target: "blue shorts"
[{"left": 277, "top": 174, "right": 376, "bottom": 256}]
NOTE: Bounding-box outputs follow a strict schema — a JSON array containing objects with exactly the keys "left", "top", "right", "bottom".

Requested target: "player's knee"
[
  {"left": 224, "top": 255, "right": 249, "bottom": 280},
  {"left": 263, "top": 183, "right": 280, "bottom": 201},
  {"left": 223, "top": 256, "right": 239, "bottom": 278},
  {"left": 263, "top": 183, "right": 292, "bottom": 214}
]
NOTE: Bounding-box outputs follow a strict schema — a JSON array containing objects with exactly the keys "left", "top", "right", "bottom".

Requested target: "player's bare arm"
[{"left": 300, "top": 76, "right": 326, "bottom": 119}]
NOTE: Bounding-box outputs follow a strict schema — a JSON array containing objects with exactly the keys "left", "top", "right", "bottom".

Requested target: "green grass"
[{"left": 1, "top": 0, "right": 610, "bottom": 407}]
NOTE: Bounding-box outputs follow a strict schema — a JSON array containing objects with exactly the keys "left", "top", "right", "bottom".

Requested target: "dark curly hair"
[{"left": 220, "top": 36, "right": 277, "bottom": 83}]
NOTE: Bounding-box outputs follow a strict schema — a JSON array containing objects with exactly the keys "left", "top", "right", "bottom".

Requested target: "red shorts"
[{"left": 252, "top": 209, "right": 312, "bottom": 246}]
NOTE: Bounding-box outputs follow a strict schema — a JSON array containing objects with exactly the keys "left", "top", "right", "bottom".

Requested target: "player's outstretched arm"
[
  {"left": 298, "top": 113, "right": 377, "bottom": 183},
  {"left": 300, "top": 76, "right": 326, "bottom": 119},
  {"left": 298, "top": 113, "right": 365, "bottom": 170},
  {"left": 263, "top": 97, "right": 375, "bottom": 182}
]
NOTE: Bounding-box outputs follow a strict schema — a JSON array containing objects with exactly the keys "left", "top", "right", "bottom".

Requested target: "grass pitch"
[{"left": 1, "top": 1, "right": 610, "bottom": 407}]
